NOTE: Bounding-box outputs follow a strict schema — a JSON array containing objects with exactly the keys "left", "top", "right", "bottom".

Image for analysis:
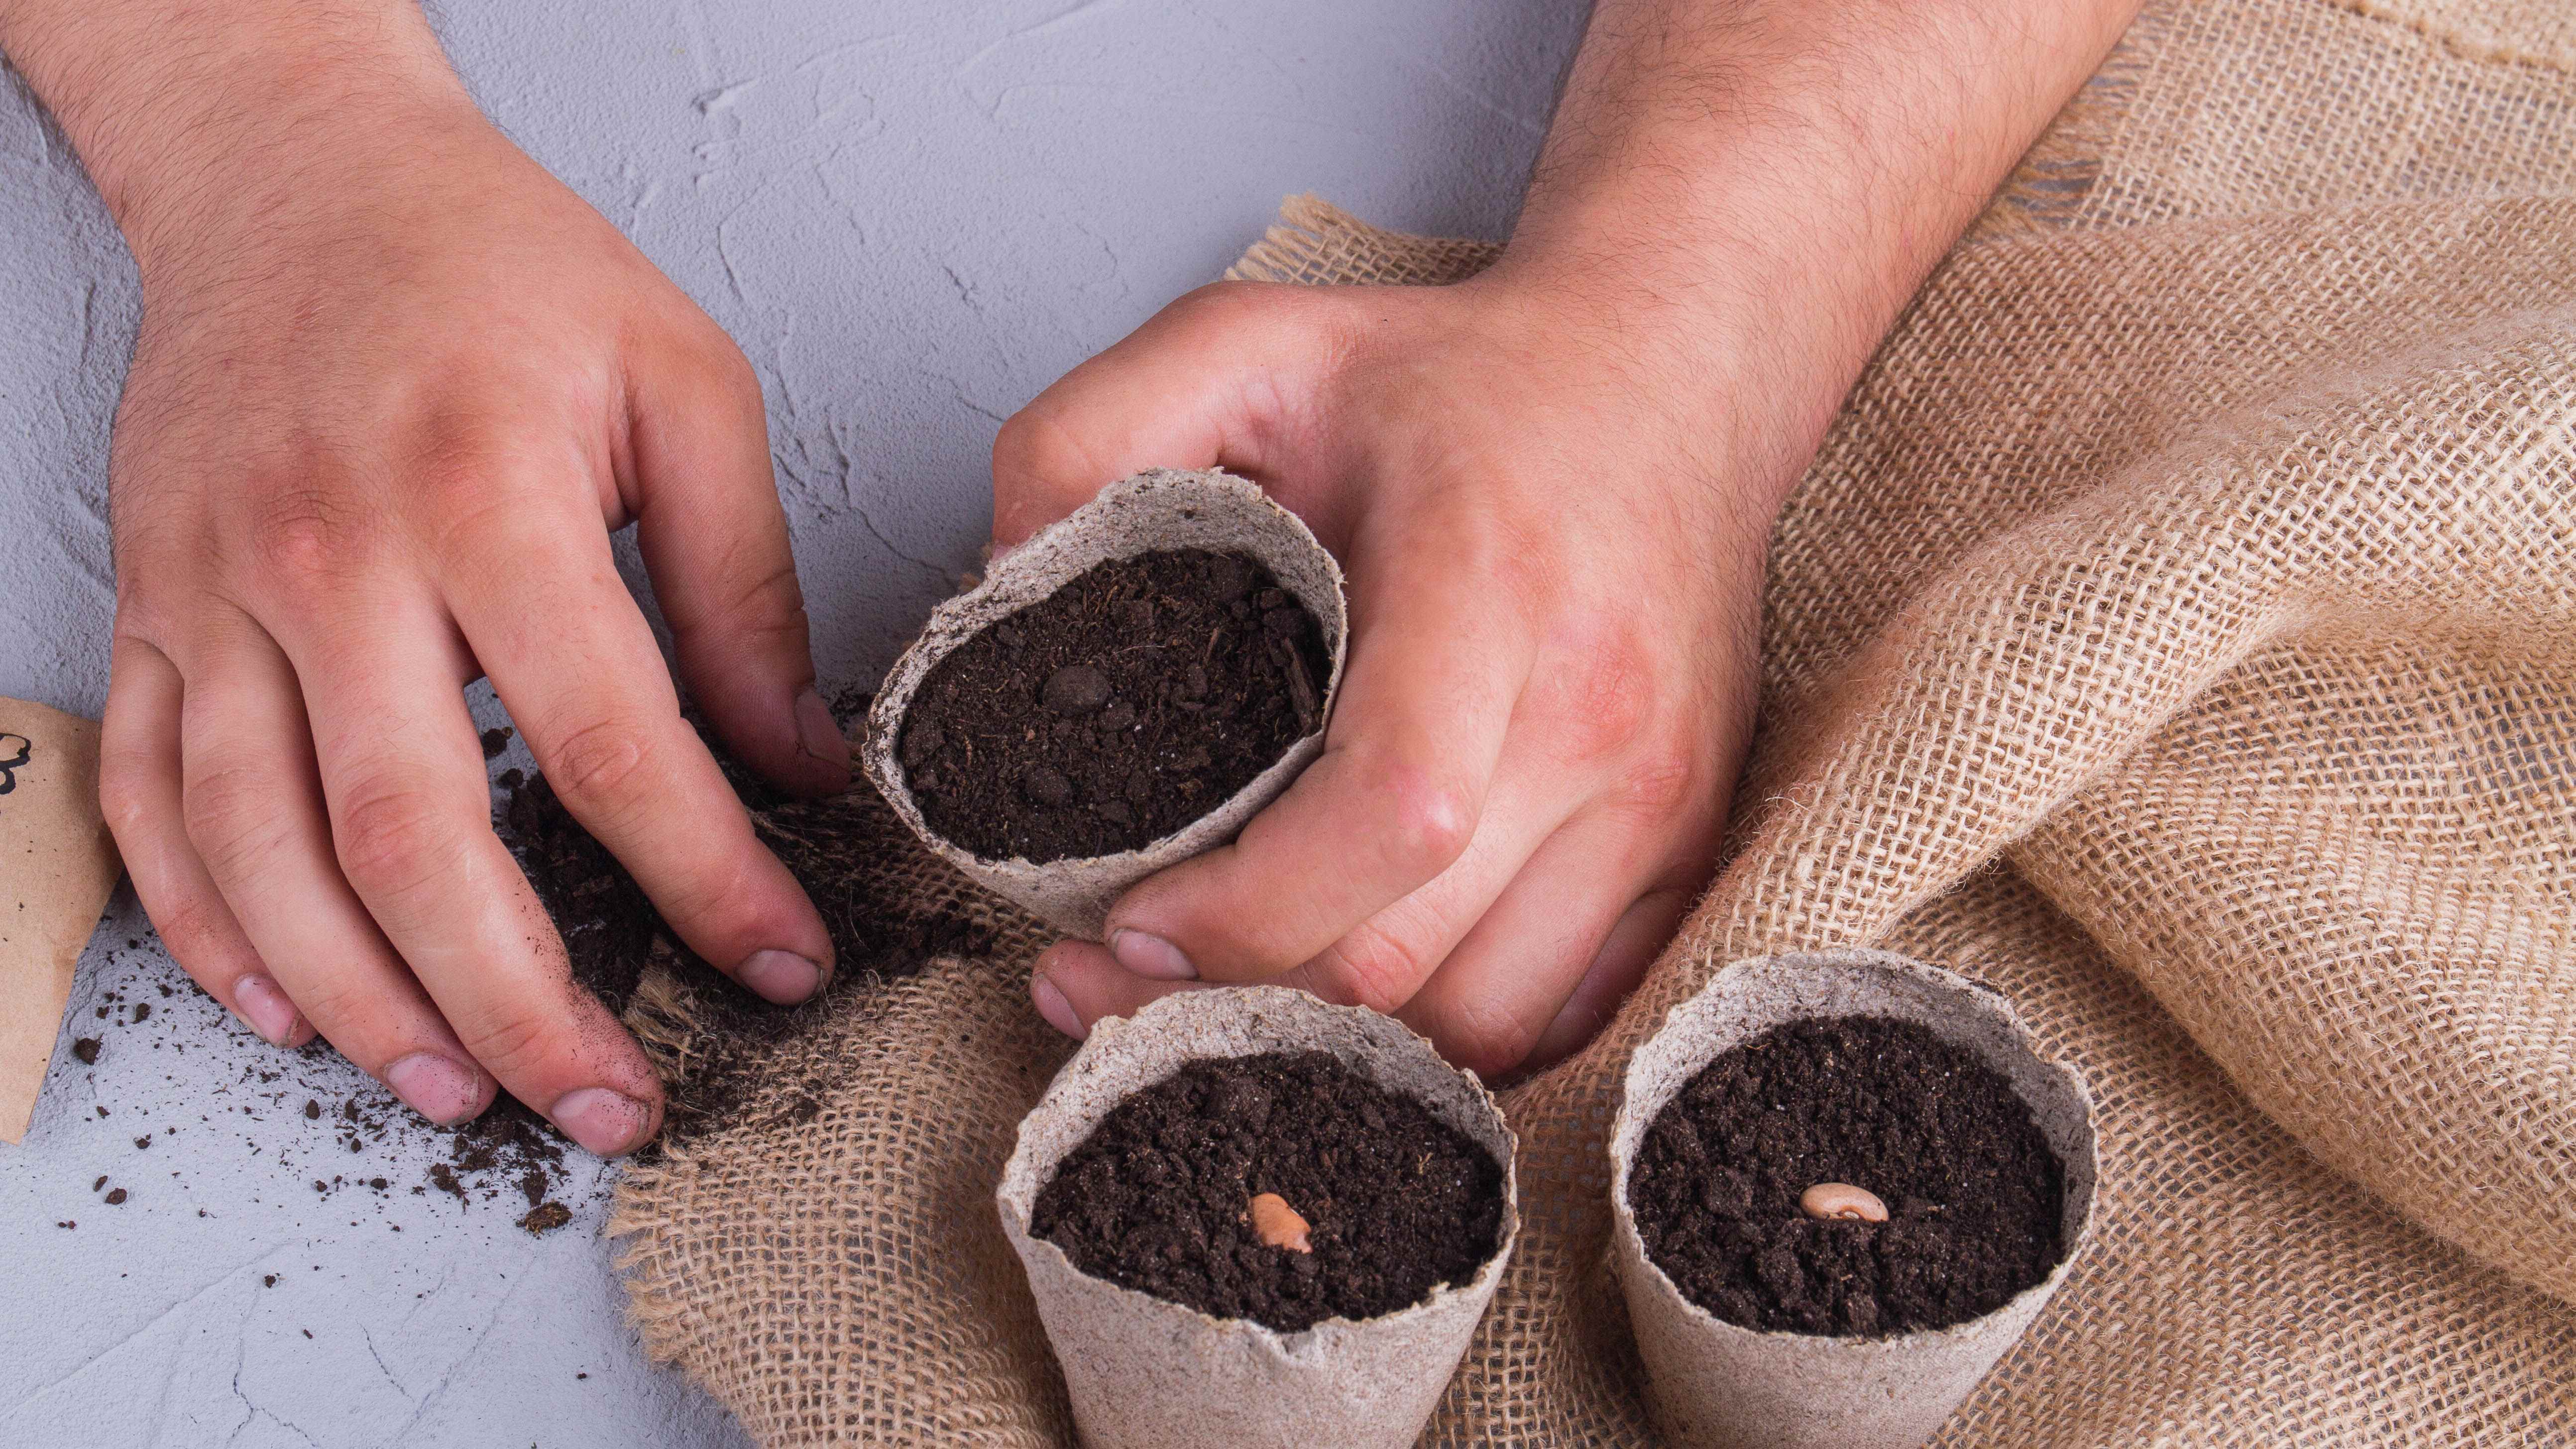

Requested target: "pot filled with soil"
[
  {"left": 865, "top": 469, "right": 1345, "bottom": 937},
  {"left": 997, "top": 986, "right": 1518, "bottom": 1449},
  {"left": 1609, "top": 948, "right": 2098, "bottom": 1449}
]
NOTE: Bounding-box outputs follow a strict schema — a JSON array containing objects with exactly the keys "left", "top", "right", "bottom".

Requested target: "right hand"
[
  {"left": 93, "top": 70, "right": 842, "bottom": 1154},
  {"left": 997, "top": 272, "right": 1791, "bottom": 1080}
]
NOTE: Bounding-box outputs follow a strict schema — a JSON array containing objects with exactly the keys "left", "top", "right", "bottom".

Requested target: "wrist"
[
  {"left": 3, "top": 1, "right": 478, "bottom": 275},
  {"left": 1460, "top": 222, "right": 1865, "bottom": 502}
]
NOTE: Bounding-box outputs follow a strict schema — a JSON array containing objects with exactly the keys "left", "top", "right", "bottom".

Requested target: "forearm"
[
  {"left": 0, "top": 0, "right": 475, "bottom": 270},
  {"left": 1496, "top": 0, "right": 2143, "bottom": 479}
]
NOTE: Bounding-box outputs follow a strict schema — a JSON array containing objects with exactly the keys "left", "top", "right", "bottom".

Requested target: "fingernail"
[
  {"left": 1032, "top": 974, "right": 1086, "bottom": 1040},
  {"left": 384, "top": 1053, "right": 483, "bottom": 1126},
  {"left": 232, "top": 974, "right": 302, "bottom": 1046},
  {"left": 551, "top": 1087, "right": 654, "bottom": 1157},
  {"left": 793, "top": 688, "right": 850, "bottom": 772},
  {"left": 738, "top": 948, "right": 823, "bottom": 1005},
  {"left": 1110, "top": 929, "right": 1196, "bottom": 981}
]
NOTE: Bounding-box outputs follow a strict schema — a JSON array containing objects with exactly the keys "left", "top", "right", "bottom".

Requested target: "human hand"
[
  {"left": 81, "top": 58, "right": 842, "bottom": 1153},
  {"left": 991, "top": 0, "right": 2146, "bottom": 1076},
  {"left": 994, "top": 274, "right": 1795, "bottom": 1077}
]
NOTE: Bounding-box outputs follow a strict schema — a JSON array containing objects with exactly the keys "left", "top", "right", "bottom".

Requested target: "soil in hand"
[
  {"left": 900, "top": 549, "right": 1329, "bottom": 864},
  {"left": 1629, "top": 1014, "right": 2065, "bottom": 1337},
  {"left": 1030, "top": 1050, "right": 1503, "bottom": 1333}
]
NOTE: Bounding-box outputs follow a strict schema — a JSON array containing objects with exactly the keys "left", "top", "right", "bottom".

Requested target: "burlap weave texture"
[{"left": 611, "top": 0, "right": 2576, "bottom": 1441}]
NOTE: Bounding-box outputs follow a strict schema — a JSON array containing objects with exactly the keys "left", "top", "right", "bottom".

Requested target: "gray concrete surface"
[{"left": 0, "top": 1, "right": 1576, "bottom": 1445}]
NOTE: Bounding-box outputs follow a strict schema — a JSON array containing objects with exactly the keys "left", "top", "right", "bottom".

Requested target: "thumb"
[
  {"left": 992, "top": 282, "right": 1349, "bottom": 548},
  {"left": 629, "top": 336, "right": 848, "bottom": 797}
]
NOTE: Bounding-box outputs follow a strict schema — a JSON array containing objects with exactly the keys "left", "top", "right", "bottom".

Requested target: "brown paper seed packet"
[{"left": 0, "top": 698, "right": 123, "bottom": 1144}]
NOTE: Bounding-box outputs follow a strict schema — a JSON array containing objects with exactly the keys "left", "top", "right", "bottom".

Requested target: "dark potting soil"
[
  {"left": 899, "top": 549, "right": 1329, "bottom": 864},
  {"left": 495, "top": 705, "right": 1002, "bottom": 1145},
  {"left": 501, "top": 773, "right": 658, "bottom": 1014},
  {"left": 1029, "top": 1051, "right": 1503, "bottom": 1333},
  {"left": 1628, "top": 1014, "right": 2065, "bottom": 1338}
]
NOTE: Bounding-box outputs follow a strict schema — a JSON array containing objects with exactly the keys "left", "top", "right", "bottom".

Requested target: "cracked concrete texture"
[{"left": 0, "top": 0, "right": 1574, "bottom": 1444}]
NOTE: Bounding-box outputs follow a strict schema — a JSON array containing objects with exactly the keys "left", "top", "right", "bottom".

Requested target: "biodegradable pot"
[
  {"left": 998, "top": 987, "right": 1519, "bottom": 1449},
  {"left": 1609, "top": 949, "right": 2099, "bottom": 1449},
  {"left": 865, "top": 469, "right": 1347, "bottom": 939}
]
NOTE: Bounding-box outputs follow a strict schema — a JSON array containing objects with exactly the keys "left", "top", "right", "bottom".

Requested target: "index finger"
[{"left": 443, "top": 500, "right": 836, "bottom": 1004}]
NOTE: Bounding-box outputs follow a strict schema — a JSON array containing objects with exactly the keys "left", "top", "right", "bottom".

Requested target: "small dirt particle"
[{"left": 71, "top": 1038, "right": 100, "bottom": 1065}]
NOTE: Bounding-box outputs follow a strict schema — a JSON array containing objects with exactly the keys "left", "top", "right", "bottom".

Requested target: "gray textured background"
[{"left": 0, "top": 1, "right": 1577, "bottom": 1444}]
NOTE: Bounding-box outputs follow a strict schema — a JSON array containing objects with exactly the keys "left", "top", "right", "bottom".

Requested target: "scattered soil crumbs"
[
  {"left": 431, "top": 1097, "right": 568, "bottom": 1205},
  {"left": 900, "top": 550, "right": 1329, "bottom": 864},
  {"left": 519, "top": 1201, "right": 573, "bottom": 1235},
  {"left": 56, "top": 930, "right": 617, "bottom": 1232},
  {"left": 1628, "top": 1015, "right": 2065, "bottom": 1337},
  {"left": 1031, "top": 1051, "right": 1503, "bottom": 1332}
]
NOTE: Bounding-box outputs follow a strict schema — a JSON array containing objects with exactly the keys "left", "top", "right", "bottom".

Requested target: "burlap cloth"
[{"left": 608, "top": 0, "right": 2576, "bottom": 1441}]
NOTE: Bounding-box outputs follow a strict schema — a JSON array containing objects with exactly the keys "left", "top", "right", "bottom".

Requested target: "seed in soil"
[
  {"left": 1627, "top": 1014, "right": 2065, "bottom": 1337},
  {"left": 900, "top": 549, "right": 1329, "bottom": 864},
  {"left": 1799, "top": 1182, "right": 1888, "bottom": 1223},
  {"left": 1248, "top": 1193, "right": 1313, "bottom": 1253},
  {"left": 1030, "top": 1051, "right": 1502, "bottom": 1333}
]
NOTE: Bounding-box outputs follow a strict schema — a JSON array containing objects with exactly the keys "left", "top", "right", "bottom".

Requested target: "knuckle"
[
  {"left": 648, "top": 847, "right": 757, "bottom": 938},
  {"left": 112, "top": 591, "right": 181, "bottom": 646},
  {"left": 657, "top": 330, "right": 768, "bottom": 430},
  {"left": 717, "top": 556, "right": 806, "bottom": 635},
  {"left": 407, "top": 437, "right": 526, "bottom": 521},
  {"left": 1439, "top": 999, "right": 1542, "bottom": 1080},
  {"left": 453, "top": 1006, "right": 557, "bottom": 1083},
  {"left": 150, "top": 895, "right": 238, "bottom": 973},
  {"left": 544, "top": 716, "right": 655, "bottom": 817},
  {"left": 1610, "top": 751, "right": 1703, "bottom": 823},
  {"left": 1171, "top": 280, "right": 1303, "bottom": 333},
  {"left": 183, "top": 764, "right": 286, "bottom": 872},
  {"left": 1323, "top": 924, "right": 1433, "bottom": 1015},
  {"left": 701, "top": 339, "right": 765, "bottom": 412},
  {"left": 332, "top": 783, "right": 462, "bottom": 900},
  {"left": 241, "top": 485, "right": 362, "bottom": 602},
  {"left": 1549, "top": 631, "right": 1661, "bottom": 764},
  {"left": 1362, "top": 752, "right": 1478, "bottom": 879},
  {"left": 97, "top": 760, "right": 159, "bottom": 841},
  {"left": 993, "top": 402, "right": 1103, "bottom": 499},
  {"left": 280, "top": 974, "right": 378, "bottom": 1038}
]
